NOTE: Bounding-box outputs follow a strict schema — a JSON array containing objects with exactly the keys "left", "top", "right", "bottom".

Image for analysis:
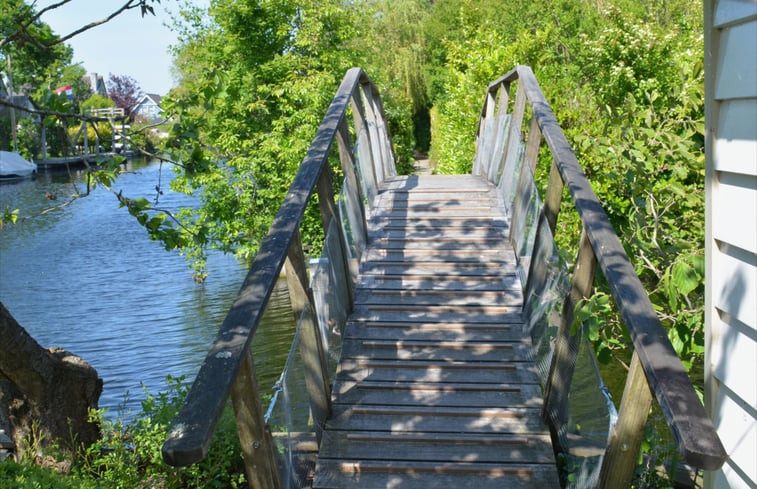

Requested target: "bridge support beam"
[
  {"left": 230, "top": 354, "right": 282, "bottom": 489},
  {"left": 599, "top": 351, "right": 653, "bottom": 489}
]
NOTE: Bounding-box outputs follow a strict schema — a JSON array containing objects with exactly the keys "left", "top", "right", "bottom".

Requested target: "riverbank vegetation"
[
  {"left": 3, "top": 0, "right": 705, "bottom": 486},
  {"left": 0, "top": 376, "right": 248, "bottom": 488}
]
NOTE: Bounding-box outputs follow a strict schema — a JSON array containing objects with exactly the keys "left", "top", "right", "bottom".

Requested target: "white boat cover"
[{"left": 0, "top": 151, "right": 37, "bottom": 178}]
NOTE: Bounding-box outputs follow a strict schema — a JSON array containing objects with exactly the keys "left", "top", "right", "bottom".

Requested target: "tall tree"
[
  {"left": 0, "top": 0, "right": 72, "bottom": 93},
  {"left": 106, "top": 73, "right": 143, "bottom": 116},
  {"left": 147, "top": 0, "right": 369, "bottom": 279}
]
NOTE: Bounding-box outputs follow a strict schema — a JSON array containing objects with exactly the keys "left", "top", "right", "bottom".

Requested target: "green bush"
[{"left": 0, "top": 376, "right": 246, "bottom": 489}]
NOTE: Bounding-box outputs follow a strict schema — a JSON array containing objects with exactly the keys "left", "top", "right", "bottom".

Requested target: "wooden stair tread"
[{"left": 314, "top": 460, "right": 560, "bottom": 489}]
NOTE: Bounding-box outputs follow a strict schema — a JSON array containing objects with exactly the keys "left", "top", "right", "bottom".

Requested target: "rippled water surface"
[{"left": 0, "top": 159, "right": 296, "bottom": 416}]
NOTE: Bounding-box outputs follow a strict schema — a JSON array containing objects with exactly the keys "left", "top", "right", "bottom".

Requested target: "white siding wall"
[{"left": 704, "top": 1, "right": 757, "bottom": 488}]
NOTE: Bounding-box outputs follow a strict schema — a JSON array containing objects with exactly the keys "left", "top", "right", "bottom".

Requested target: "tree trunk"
[{"left": 0, "top": 302, "right": 102, "bottom": 456}]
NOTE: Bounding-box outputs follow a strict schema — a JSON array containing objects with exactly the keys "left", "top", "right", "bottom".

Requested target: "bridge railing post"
[
  {"left": 599, "top": 351, "right": 654, "bottom": 488},
  {"left": 359, "top": 82, "right": 387, "bottom": 186},
  {"left": 335, "top": 117, "right": 368, "bottom": 283},
  {"left": 350, "top": 91, "right": 379, "bottom": 207},
  {"left": 316, "top": 164, "right": 355, "bottom": 306},
  {"left": 366, "top": 82, "right": 397, "bottom": 178},
  {"left": 230, "top": 353, "right": 282, "bottom": 489},
  {"left": 497, "top": 80, "right": 527, "bottom": 184}
]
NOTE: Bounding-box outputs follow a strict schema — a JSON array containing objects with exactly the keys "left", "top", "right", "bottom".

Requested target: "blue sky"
[{"left": 36, "top": 0, "right": 207, "bottom": 95}]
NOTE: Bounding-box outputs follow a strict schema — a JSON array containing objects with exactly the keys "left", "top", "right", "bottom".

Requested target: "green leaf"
[{"left": 672, "top": 261, "right": 699, "bottom": 296}]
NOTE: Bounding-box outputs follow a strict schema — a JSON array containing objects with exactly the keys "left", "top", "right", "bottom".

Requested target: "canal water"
[{"left": 0, "top": 159, "right": 296, "bottom": 417}]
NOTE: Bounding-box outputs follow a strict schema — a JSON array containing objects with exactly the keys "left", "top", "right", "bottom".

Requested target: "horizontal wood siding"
[
  {"left": 714, "top": 21, "right": 757, "bottom": 99},
  {"left": 705, "top": 1, "right": 757, "bottom": 488},
  {"left": 713, "top": 173, "right": 757, "bottom": 253},
  {"left": 714, "top": 99, "right": 757, "bottom": 176}
]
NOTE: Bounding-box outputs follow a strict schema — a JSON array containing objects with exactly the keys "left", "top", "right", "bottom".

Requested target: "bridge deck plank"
[{"left": 313, "top": 175, "right": 559, "bottom": 488}]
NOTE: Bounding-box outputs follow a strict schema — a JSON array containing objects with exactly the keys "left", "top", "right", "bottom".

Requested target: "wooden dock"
[
  {"left": 313, "top": 175, "right": 560, "bottom": 488},
  {"left": 35, "top": 151, "right": 135, "bottom": 169}
]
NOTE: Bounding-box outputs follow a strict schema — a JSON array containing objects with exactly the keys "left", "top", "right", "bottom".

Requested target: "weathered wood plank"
[
  {"left": 374, "top": 191, "right": 498, "bottom": 203},
  {"left": 353, "top": 289, "right": 523, "bottom": 307},
  {"left": 348, "top": 307, "right": 523, "bottom": 324},
  {"left": 368, "top": 238, "right": 509, "bottom": 251},
  {"left": 342, "top": 321, "right": 524, "bottom": 342},
  {"left": 378, "top": 175, "right": 494, "bottom": 191},
  {"left": 331, "top": 380, "right": 543, "bottom": 408},
  {"left": 336, "top": 359, "right": 540, "bottom": 384},
  {"left": 374, "top": 198, "right": 498, "bottom": 208},
  {"left": 340, "top": 338, "right": 532, "bottom": 362},
  {"left": 314, "top": 460, "right": 560, "bottom": 489},
  {"left": 370, "top": 209, "right": 505, "bottom": 220},
  {"left": 346, "top": 325, "right": 520, "bottom": 345},
  {"left": 326, "top": 404, "right": 548, "bottom": 434},
  {"left": 360, "top": 263, "right": 517, "bottom": 278},
  {"left": 356, "top": 274, "right": 520, "bottom": 291},
  {"left": 319, "top": 430, "right": 555, "bottom": 463},
  {"left": 371, "top": 216, "right": 510, "bottom": 229},
  {"left": 363, "top": 248, "right": 514, "bottom": 263}
]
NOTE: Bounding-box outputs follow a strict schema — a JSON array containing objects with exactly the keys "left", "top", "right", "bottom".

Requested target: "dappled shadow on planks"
[{"left": 312, "top": 175, "right": 560, "bottom": 489}]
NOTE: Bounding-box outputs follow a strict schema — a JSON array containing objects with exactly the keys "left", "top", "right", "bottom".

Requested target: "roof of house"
[{"left": 143, "top": 93, "right": 162, "bottom": 105}]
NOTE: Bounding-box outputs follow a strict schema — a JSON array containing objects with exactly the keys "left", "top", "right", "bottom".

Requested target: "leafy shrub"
[{"left": 0, "top": 376, "right": 246, "bottom": 488}]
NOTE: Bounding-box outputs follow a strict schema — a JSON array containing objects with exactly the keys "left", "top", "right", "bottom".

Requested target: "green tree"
[
  {"left": 137, "top": 0, "right": 369, "bottom": 279},
  {"left": 0, "top": 0, "right": 73, "bottom": 91}
]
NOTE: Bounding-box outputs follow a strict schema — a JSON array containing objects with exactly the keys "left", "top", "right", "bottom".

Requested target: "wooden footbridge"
[{"left": 161, "top": 67, "right": 726, "bottom": 488}]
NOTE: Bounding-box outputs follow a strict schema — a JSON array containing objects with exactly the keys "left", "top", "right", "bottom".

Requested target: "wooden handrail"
[
  {"left": 161, "top": 67, "right": 390, "bottom": 472},
  {"left": 478, "top": 66, "right": 727, "bottom": 475}
]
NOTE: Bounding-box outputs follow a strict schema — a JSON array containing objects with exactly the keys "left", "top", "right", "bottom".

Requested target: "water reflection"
[{"left": 0, "top": 159, "right": 295, "bottom": 417}]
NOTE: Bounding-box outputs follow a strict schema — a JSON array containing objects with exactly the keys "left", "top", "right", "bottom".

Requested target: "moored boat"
[{"left": 0, "top": 151, "right": 37, "bottom": 179}]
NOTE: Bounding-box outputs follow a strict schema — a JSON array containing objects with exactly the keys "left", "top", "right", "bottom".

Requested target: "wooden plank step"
[
  {"left": 354, "top": 303, "right": 521, "bottom": 313},
  {"left": 373, "top": 220, "right": 509, "bottom": 231},
  {"left": 353, "top": 289, "right": 522, "bottom": 307},
  {"left": 348, "top": 308, "right": 523, "bottom": 324},
  {"left": 314, "top": 460, "right": 560, "bottom": 489},
  {"left": 326, "top": 404, "right": 549, "bottom": 434},
  {"left": 356, "top": 274, "right": 520, "bottom": 291},
  {"left": 369, "top": 238, "right": 507, "bottom": 251},
  {"left": 371, "top": 228, "right": 506, "bottom": 239},
  {"left": 370, "top": 209, "right": 504, "bottom": 219},
  {"left": 343, "top": 321, "right": 523, "bottom": 342},
  {"left": 340, "top": 338, "right": 531, "bottom": 362},
  {"left": 331, "top": 380, "right": 543, "bottom": 408},
  {"left": 369, "top": 232, "right": 507, "bottom": 244},
  {"left": 318, "top": 430, "right": 555, "bottom": 463},
  {"left": 360, "top": 265, "right": 516, "bottom": 278},
  {"left": 369, "top": 216, "right": 509, "bottom": 226},
  {"left": 373, "top": 201, "right": 498, "bottom": 211},
  {"left": 364, "top": 248, "right": 513, "bottom": 260},
  {"left": 378, "top": 175, "right": 494, "bottom": 191},
  {"left": 372, "top": 224, "right": 510, "bottom": 236},
  {"left": 360, "top": 262, "right": 517, "bottom": 277},
  {"left": 375, "top": 191, "right": 498, "bottom": 203},
  {"left": 336, "top": 359, "right": 540, "bottom": 384}
]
